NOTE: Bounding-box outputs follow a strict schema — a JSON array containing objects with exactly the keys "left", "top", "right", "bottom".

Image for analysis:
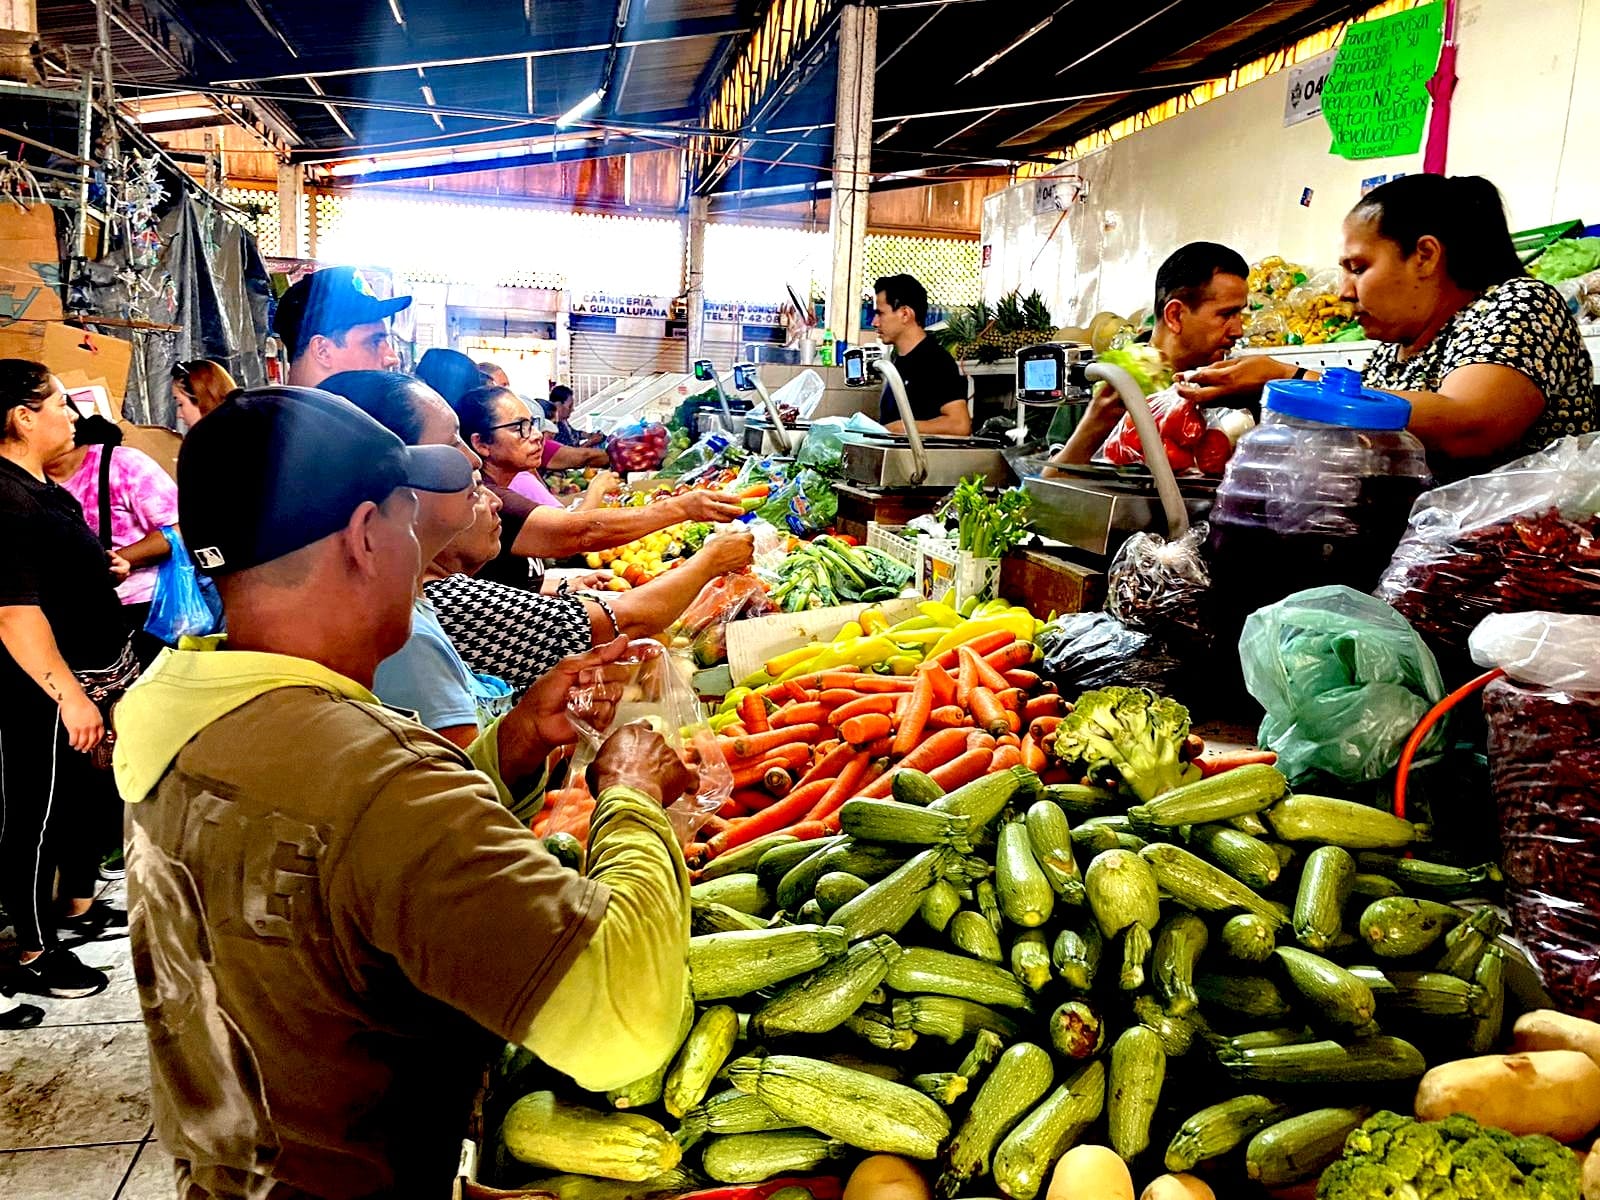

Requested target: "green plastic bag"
[
  {"left": 1239, "top": 585, "right": 1446, "bottom": 785},
  {"left": 1530, "top": 237, "right": 1600, "bottom": 284}
]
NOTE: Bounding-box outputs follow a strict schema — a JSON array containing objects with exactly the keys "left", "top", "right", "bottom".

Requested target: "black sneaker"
[
  {"left": 13, "top": 948, "right": 109, "bottom": 998},
  {"left": 0, "top": 998, "right": 45, "bottom": 1029},
  {"left": 59, "top": 900, "right": 129, "bottom": 938}
]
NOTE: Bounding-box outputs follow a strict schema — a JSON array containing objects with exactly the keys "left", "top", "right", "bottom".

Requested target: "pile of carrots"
[{"left": 686, "top": 630, "right": 1069, "bottom": 865}]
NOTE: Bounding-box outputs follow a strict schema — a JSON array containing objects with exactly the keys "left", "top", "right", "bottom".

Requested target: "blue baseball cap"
[{"left": 273, "top": 267, "right": 412, "bottom": 359}]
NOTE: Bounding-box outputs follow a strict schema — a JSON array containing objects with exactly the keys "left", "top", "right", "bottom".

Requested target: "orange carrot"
[
  {"left": 780, "top": 680, "right": 813, "bottom": 704},
  {"left": 813, "top": 738, "right": 841, "bottom": 758},
  {"left": 1028, "top": 714, "right": 1064, "bottom": 741},
  {"left": 893, "top": 673, "right": 935, "bottom": 756},
  {"left": 997, "top": 733, "right": 1021, "bottom": 749},
  {"left": 985, "top": 641, "right": 1036, "bottom": 673},
  {"left": 740, "top": 692, "right": 769, "bottom": 733},
  {"left": 820, "top": 673, "right": 914, "bottom": 693},
  {"left": 727, "top": 724, "right": 826, "bottom": 759},
  {"left": 721, "top": 722, "right": 748, "bottom": 739},
  {"left": 862, "top": 736, "right": 894, "bottom": 758},
  {"left": 1003, "top": 669, "right": 1042, "bottom": 691},
  {"left": 929, "top": 747, "right": 994, "bottom": 791},
  {"left": 1020, "top": 732, "right": 1047, "bottom": 773},
  {"left": 819, "top": 761, "right": 887, "bottom": 830},
  {"left": 968, "top": 729, "right": 997, "bottom": 752},
  {"left": 798, "top": 740, "right": 857, "bottom": 787},
  {"left": 807, "top": 751, "right": 871, "bottom": 820},
  {"left": 1196, "top": 749, "right": 1279, "bottom": 778},
  {"left": 923, "top": 661, "right": 958, "bottom": 707},
  {"left": 970, "top": 686, "right": 1010, "bottom": 737},
  {"left": 961, "top": 644, "right": 1012, "bottom": 694},
  {"left": 927, "top": 705, "right": 970, "bottom": 730},
  {"left": 995, "top": 687, "right": 1027, "bottom": 712},
  {"left": 956, "top": 652, "right": 975, "bottom": 708},
  {"left": 991, "top": 744, "right": 1022, "bottom": 771},
  {"left": 707, "top": 779, "right": 832, "bottom": 855},
  {"left": 929, "top": 630, "right": 1015, "bottom": 669},
  {"left": 895, "top": 726, "right": 973, "bottom": 773},
  {"left": 840, "top": 712, "right": 893, "bottom": 746},
  {"left": 730, "top": 787, "right": 779, "bottom": 813},
  {"left": 857, "top": 770, "right": 898, "bottom": 799},
  {"left": 829, "top": 694, "right": 899, "bottom": 725},
  {"left": 717, "top": 794, "right": 753, "bottom": 819},
  {"left": 773, "top": 701, "right": 828, "bottom": 728},
  {"left": 1023, "top": 694, "right": 1066, "bottom": 722},
  {"left": 787, "top": 820, "right": 830, "bottom": 841}
]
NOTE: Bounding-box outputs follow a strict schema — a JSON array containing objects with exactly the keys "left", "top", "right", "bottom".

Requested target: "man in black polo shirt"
[{"left": 871, "top": 273, "right": 972, "bottom": 436}]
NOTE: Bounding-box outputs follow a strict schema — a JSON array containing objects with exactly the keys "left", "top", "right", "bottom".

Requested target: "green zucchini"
[
  {"left": 1131, "top": 994, "right": 1202, "bottom": 1057},
  {"left": 691, "top": 899, "right": 768, "bottom": 935},
  {"left": 1219, "top": 1036, "right": 1426, "bottom": 1084},
  {"left": 1265, "top": 794, "right": 1426, "bottom": 849},
  {"left": 1468, "top": 946, "right": 1506, "bottom": 1054},
  {"left": 894, "top": 995, "right": 1023, "bottom": 1044},
  {"left": 997, "top": 815, "right": 1055, "bottom": 927},
  {"left": 831, "top": 847, "right": 953, "bottom": 941},
  {"left": 1047, "top": 1000, "right": 1105, "bottom": 1060},
  {"left": 1138, "top": 843, "right": 1283, "bottom": 924},
  {"left": 1023, "top": 800, "right": 1085, "bottom": 904},
  {"left": 501, "top": 1094, "right": 682, "bottom": 1180},
  {"left": 1357, "top": 896, "right": 1462, "bottom": 958},
  {"left": 940, "top": 1043, "right": 1055, "bottom": 1193},
  {"left": 1219, "top": 913, "right": 1277, "bottom": 964},
  {"left": 813, "top": 871, "right": 870, "bottom": 913},
  {"left": 699, "top": 832, "right": 797, "bottom": 882},
  {"left": 1355, "top": 852, "right": 1502, "bottom": 899},
  {"left": 689, "top": 925, "right": 849, "bottom": 1001},
  {"left": 795, "top": 899, "right": 826, "bottom": 925},
  {"left": 1085, "top": 849, "right": 1160, "bottom": 939},
  {"left": 750, "top": 934, "right": 902, "bottom": 1037},
  {"left": 1051, "top": 924, "right": 1103, "bottom": 991},
  {"left": 817, "top": 838, "right": 913, "bottom": 882},
  {"left": 681, "top": 1088, "right": 800, "bottom": 1138},
  {"left": 920, "top": 879, "right": 961, "bottom": 932},
  {"left": 689, "top": 873, "right": 770, "bottom": 915},
  {"left": 839, "top": 797, "right": 975, "bottom": 852},
  {"left": 992, "top": 1060, "right": 1107, "bottom": 1200},
  {"left": 1195, "top": 972, "right": 1295, "bottom": 1022},
  {"left": 929, "top": 765, "right": 1039, "bottom": 825},
  {"left": 1165, "top": 1094, "right": 1293, "bottom": 1173},
  {"left": 1010, "top": 929, "right": 1053, "bottom": 992},
  {"left": 1434, "top": 905, "right": 1504, "bottom": 980},
  {"left": 663, "top": 1005, "right": 740, "bottom": 1117},
  {"left": 1271, "top": 947, "right": 1375, "bottom": 1029},
  {"left": 1108, "top": 1024, "right": 1166, "bottom": 1161},
  {"left": 511, "top": 1169, "right": 701, "bottom": 1200},
  {"left": 1223, "top": 1027, "right": 1314, "bottom": 1053},
  {"left": 726, "top": 1053, "right": 951, "bottom": 1158},
  {"left": 959, "top": 1029, "right": 1006, "bottom": 1081},
  {"left": 911, "top": 1072, "right": 970, "bottom": 1106},
  {"left": 1230, "top": 811, "right": 1271, "bottom": 838},
  {"left": 759, "top": 835, "right": 841, "bottom": 886},
  {"left": 1153, "top": 911, "right": 1209, "bottom": 1016},
  {"left": 1347, "top": 872, "right": 1405, "bottom": 902},
  {"left": 700, "top": 1131, "right": 848, "bottom": 1183},
  {"left": 976, "top": 879, "right": 1004, "bottom": 933},
  {"left": 1347, "top": 966, "right": 1486, "bottom": 1018},
  {"left": 949, "top": 910, "right": 1004, "bottom": 962},
  {"left": 1041, "top": 782, "right": 1121, "bottom": 821},
  {"left": 1292, "top": 845, "right": 1356, "bottom": 952},
  {"left": 1245, "top": 1108, "right": 1370, "bottom": 1188},
  {"left": 886, "top": 946, "right": 1033, "bottom": 1010},
  {"left": 891, "top": 767, "right": 944, "bottom": 807},
  {"left": 1125, "top": 763, "right": 1288, "bottom": 826},
  {"left": 1186, "top": 823, "right": 1282, "bottom": 890},
  {"left": 1070, "top": 816, "right": 1129, "bottom": 856},
  {"left": 542, "top": 831, "right": 585, "bottom": 874},
  {"left": 844, "top": 1007, "right": 918, "bottom": 1052}
]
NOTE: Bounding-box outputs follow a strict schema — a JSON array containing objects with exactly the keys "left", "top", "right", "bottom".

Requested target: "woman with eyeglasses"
[
  {"left": 0, "top": 361, "right": 139, "bottom": 1007},
  {"left": 171, "top": 359, "right": 238, "bottom": 429},
  {"left": 453, "top": 385, "right": 747, "bottom": 591}
]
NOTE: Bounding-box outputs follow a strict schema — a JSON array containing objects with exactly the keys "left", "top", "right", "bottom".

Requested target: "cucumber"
[
  {"left": 992, "top": 1061, "right": 1107, "bottom": 1200},
  {"left": 950, "top": 910, "right": 1005, "bottom": 962},
  {"left": 997, "top": 815, "right": 1055, "bottom": 927},
  {"left": 1108, "top": 1025, "right": 1166, "bottom": 1161},
  {"left": 1292, "top": 846, "right": 1356, "bottom": 951},
  {"left": 940, "top": 1043, "right": 1055, "bottom": 1193}
]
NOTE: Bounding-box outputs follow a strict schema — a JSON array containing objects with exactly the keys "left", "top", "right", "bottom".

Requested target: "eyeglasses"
[
  {"left": 488, "top": 418, "right": 538, "bottom": 439},
  {"left": 170, "top": 360, "right": 205, "bottom": 384}
]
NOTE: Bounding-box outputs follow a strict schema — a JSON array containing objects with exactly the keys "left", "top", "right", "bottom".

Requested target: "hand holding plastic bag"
[
  {"left": 1240, "top": 585, "right": 1446, "bottom": 784},
  {"left": 145, "top": 527, "right": 220, "bottom": 644}
]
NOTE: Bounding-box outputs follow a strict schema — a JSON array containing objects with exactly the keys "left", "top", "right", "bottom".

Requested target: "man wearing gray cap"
[{"left": 112, "top": 387, "right": 695, "bottom": 1200}]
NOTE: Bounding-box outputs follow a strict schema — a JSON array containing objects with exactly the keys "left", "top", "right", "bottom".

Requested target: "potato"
[
  {"left": 1047, "top": 1144, "right": 1134, "bottom": 1200},
  {"left": 844, "top": 1155, "right": 931, "bottom": 1200},
  {"left": 1584, "top": 1137, "right": 1600, "bottom": 1200},
  {"left": 1414, "top": 1050, "right": 1600, "bottom": 1142},
  {"left": 1140, "top": 1174, "right": 1215, "bottom": 1200},
  {"left": 1514, "top": 1010, "right": 1600, "bottom": 1069}
]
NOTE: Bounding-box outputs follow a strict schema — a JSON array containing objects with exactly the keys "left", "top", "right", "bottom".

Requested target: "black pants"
[
  {"left": 0, "top": 693, "right": 112, "bottom": 954},
  {"left": 123, "top": 601, "right": 166, "bottom": 670}
]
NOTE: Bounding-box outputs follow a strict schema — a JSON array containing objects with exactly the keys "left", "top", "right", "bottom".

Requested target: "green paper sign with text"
[{"left": 1321, "top": 2, "right": 1445, "bottom": 160}]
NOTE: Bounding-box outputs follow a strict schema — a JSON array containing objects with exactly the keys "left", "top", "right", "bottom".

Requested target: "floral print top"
[{"left": 1361, "top": 275, "right": 1596, "bottom": 480}]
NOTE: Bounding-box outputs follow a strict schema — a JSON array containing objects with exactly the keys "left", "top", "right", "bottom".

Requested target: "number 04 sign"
[{"left": 1284, "top": 50, "right": 1336, "bottom": 127}]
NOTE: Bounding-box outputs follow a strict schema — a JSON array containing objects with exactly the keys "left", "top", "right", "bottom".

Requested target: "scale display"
[
  {"left": 1022, "top": 356, "right": 1059, "bottom": 392},
  {"left": 732, "top": 363, "right": 758, "bottom": 391},
  {"left": 844, "top": 351, "right": 868, "bottom": 386}
]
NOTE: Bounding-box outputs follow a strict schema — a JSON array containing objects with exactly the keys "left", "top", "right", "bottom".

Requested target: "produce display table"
[
  {"left": 999, "top": 547, "right": 1105, "bottom": 616},
  {"left": 834, "top": 484, "right": 951, "bottom": 543}
]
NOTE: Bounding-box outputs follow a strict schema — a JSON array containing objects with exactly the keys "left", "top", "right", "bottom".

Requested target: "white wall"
[{"left": 983, "top": 0, "right": 1600, "bottom": 325}]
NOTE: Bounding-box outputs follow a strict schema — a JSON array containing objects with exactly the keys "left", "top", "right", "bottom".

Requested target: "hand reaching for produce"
[
  {"left": 590, "top": 722, "right": 697, "bottom": 807},
  {"left": 1175, "top": 356, "right": 1298, "bottom": 405},
  {"left": 678, "top": 490, "right": 747, "bottom": 524},
  {"left": 496, "top": 636, "right": 634, "bottom": 785},
  {"left": 695, "top": 529, "right": 756, "bottom": 576},
  {"left": 585, "top": 470, "right": 622, "bottom": 499}
]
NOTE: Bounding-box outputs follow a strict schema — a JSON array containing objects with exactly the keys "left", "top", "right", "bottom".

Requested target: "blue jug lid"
[{"left": 1264, "top": 366, "right": 1412, "bottom": 430}]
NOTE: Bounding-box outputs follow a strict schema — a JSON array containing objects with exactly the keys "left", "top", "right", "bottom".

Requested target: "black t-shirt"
[
  {"left": 879, "top": 336, "right": 967, "bottom": 425},
  {"left": 0, "top": 456, "right": 128, "bottom": 699},
  {"left": 479, "top": 480, "right": 545, "bottom": 591}
]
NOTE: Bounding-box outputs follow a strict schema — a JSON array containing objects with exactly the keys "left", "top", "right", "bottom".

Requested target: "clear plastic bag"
[
  {"left": 768, "top": 368, "right": 826, "bottom": 420},
  {"left": 795, "top": 416, "right": 848, "bottom": 473},
  {"left": 1098, "top": 387, "right": 1206, "bottom": 471},
  {"left": 675, "top": 574, "right": 780, "bottom": 668},
  {"left": 1474, "top": 612, "right": 1600, "bottom": 1017},
  {"left": 1106, "top": 521, "right": 1212, "bottom": 647},
  {"left": 1239, "top": 585, "right": 1446, "bottom": 785},
  {"left": 554, "top": 640, "right": 732, "bottom": 847},
  {"left": 1376, "top": 433, "right": 1600, "bottom": 680}
]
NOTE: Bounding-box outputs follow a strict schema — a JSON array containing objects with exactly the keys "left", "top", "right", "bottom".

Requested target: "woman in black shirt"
[{"left": 0, "top": 360, "right": 135, "bottom": 1003}]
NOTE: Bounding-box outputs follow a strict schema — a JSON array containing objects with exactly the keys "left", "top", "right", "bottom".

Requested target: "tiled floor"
[{"left": 1, "top": 879, "right": 175, "bottom": 1200}]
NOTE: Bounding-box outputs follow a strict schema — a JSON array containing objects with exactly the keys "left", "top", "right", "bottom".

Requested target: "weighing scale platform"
[
  {"left": 841, "top": 435, "right": 1013, "bottom": 489},
  {"left": 1019, "top": 465, "right": 1215, "bottom": 558}
]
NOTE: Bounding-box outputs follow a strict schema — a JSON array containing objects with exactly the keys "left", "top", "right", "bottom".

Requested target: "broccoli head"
[
  {"left": 1048, "top": 686, "right": 1191, "bottom": 802},
  {"left": 1320, "top": 1112, "right": 1580, "bottom": 1200}
]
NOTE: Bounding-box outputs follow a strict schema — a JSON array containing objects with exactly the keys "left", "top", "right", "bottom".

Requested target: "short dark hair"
[
  {"left": 548, "top": 384, "right": 573, "bottom": 406},
  {"left": 1154, "top": 243, "right": 1250, "bottom": 314},
  {"left": 415, "top": 347, "right": 485, "bottom": 407},
  {"left": 874, "top": 274, "right": 929, "bottom": 327},
  {"left": 1350, "top": 175, "right": 1524, "bottom": 293},
  {"left": 319, "top": 370, "right": 433, "bottom": 445},
  {"left": 455, "top": 384, "right": 517, "bottom": 446},
  {"left": 1, "top": 358, "right": 54, "bottom": 441}
]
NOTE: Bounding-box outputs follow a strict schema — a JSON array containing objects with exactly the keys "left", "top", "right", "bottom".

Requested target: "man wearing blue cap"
[
  {"left": 275, "top": 266, "right": 413, "bottom": 387},
  {"left": 112, "top": 387, "right": 696, "bottom": 1199}
]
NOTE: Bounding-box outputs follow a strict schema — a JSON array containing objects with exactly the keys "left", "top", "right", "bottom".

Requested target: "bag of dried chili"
[
  {"left": 1376, "top": 433, "right": 1600, "bottom": 683},
  {"left": 1473, "top": 612, "right": 1600, "bottom": 1018}
]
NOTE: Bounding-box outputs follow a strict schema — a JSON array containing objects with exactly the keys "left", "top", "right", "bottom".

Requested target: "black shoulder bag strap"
[{"left": 97, "top": 444, "right": 114, "bottom": 550}]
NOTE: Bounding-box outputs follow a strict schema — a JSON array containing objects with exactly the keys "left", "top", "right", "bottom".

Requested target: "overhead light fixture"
[
  {"left": 133, "top": 105, "right": 218, "bottom": 125},
  {"left": 557, "top": 88, "right": 605, "bottom": 127},
  {"left": 387, "top": 0, "right": 407, "bottom": 28}
]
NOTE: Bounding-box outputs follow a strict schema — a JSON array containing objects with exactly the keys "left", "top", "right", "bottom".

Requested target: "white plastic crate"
[{"left": 866, "top": 522, "right": 922, "bottom": 572}]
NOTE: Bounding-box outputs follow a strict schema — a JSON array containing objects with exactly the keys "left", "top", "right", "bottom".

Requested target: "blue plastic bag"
[{"left": 145, "top": 526, "right": 220, "bottom": 644}]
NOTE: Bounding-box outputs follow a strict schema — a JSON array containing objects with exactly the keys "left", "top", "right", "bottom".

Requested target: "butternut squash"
[
  {"left": 1414, "top": 1050, "right": 1600, "bottom": 1142},
  {"left": 1046, "top": 1143, "right": 1134, "bottom": 1200}
]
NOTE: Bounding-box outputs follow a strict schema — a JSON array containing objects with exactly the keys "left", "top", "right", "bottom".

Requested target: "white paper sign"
[{"left": 1284, "top": 50, "right": 1336, "bottom": 127}]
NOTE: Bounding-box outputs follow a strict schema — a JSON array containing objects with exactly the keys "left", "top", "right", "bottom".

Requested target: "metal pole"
[
  {"left": 277, "top": 160, "right": 304, "bottom": 257},
  {"left": 684, "top": 194, "right": 708, "bottom": 366},
  {"left": 93, "top": 0, "right": 118, "bottom": 159},
  {"left": 72, "top": 67, "right": 93, "bottom": 262},
  {"left": 828, "top": 1, "right": 876, "bottom": 346}
]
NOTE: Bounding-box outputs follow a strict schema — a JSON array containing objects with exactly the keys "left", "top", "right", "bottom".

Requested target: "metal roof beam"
[
  {"left": 208, "top": 16, "right": 751, "bottom": 86},
  {"left": 331, "top": 135, "right": 661, "bottom": 186}
]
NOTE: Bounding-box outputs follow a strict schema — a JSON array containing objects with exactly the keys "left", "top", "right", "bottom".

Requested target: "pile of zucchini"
[{"left": 492, "top": 760, "right": 1512, "bottom": 1198}]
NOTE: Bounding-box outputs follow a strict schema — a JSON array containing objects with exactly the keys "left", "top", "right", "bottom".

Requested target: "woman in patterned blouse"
[{"left": 1180, "top": 175, "right": 1596, "bottom": 481}]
